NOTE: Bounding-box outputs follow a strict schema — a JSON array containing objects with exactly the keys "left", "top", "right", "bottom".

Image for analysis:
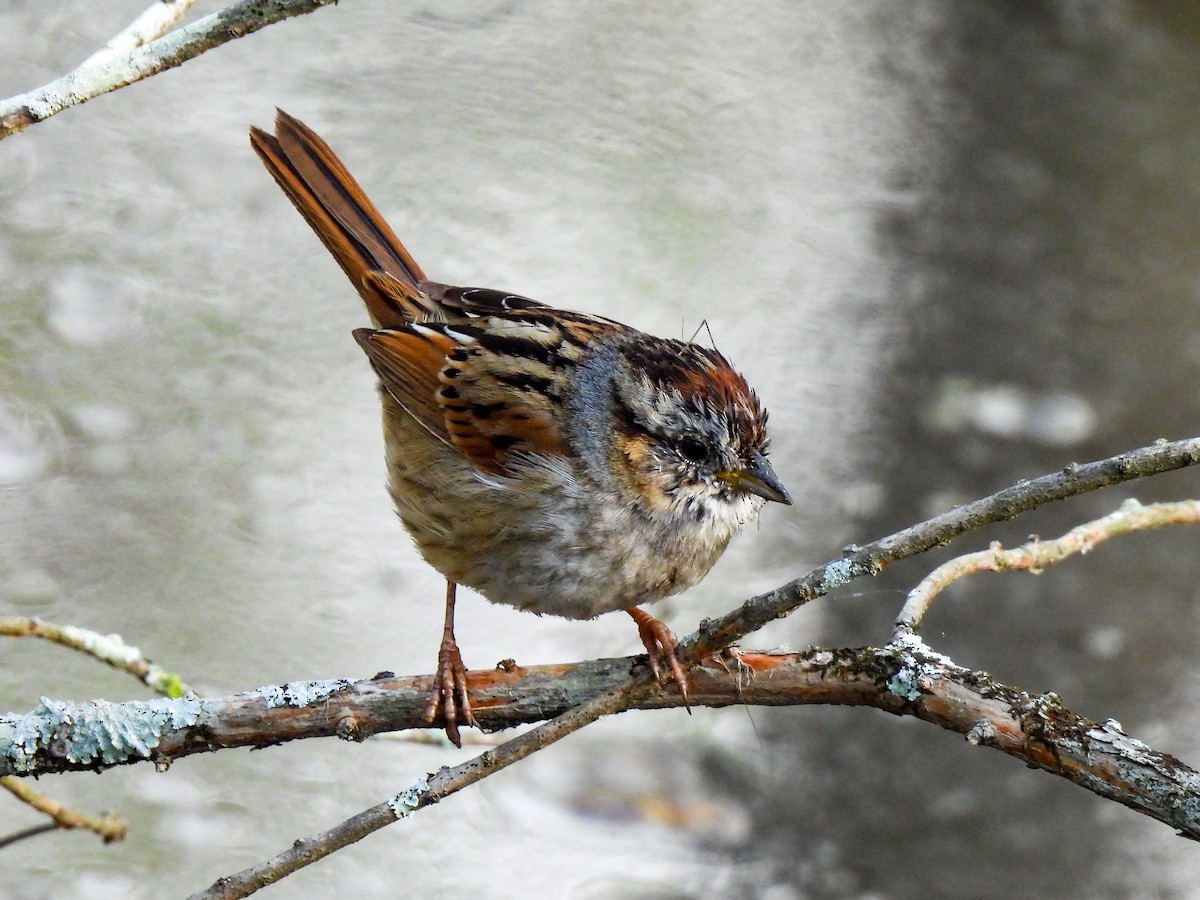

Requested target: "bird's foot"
[
  {"left": 423, "top": 636, "right": 478, "bottom": 747},
  {"left": 627, "top": 608, "right": 691, "bottom": 710}
]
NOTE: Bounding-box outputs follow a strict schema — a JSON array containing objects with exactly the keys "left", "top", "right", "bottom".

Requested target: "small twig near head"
[
  {"left": 684, "top": 438, "right": 1200, "bottom": 662},
  {"left": 681, "top": 317, "right": 719, "bottom": 353},
  {"left": 893, "top": 498, "right": 1200, "bottom": 638}
]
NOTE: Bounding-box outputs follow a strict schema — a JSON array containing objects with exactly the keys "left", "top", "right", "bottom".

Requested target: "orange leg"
[
  {"left": 424, "top": 581, "right": 478, "bottom": 747},
  {"left": 627, "top": 607, "right": 691, "bottom": 709}
]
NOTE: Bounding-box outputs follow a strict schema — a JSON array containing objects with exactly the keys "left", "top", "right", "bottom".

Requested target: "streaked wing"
[
  {"left": 354, "top": 310, "right": 623, "bottom": 475},
  {"left": 421, "top": 281, "right": 549, "bottom": 313},
  {"left": 354, "top": 328, "right": 453, "bottom": 445}
]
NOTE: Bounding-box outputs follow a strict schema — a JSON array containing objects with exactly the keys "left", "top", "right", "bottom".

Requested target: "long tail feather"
[{"left": 250, "top": 109, "right": 426, "bottom": 328}]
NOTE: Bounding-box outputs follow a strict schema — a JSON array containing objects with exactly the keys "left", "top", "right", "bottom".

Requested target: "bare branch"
[
  {"left": 895, "top": 498, "right": 1200, "bottom": 635},
  {"left": 0, "top": 0, "right": 337, "bottom": 139}
]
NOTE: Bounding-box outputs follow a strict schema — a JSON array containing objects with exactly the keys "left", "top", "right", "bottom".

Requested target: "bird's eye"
[{"left": 677, "top": 435, "right": 710, "bottom": 463}]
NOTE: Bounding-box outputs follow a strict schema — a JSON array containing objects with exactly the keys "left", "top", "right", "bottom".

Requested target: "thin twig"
[
  {"left": 0, "top": 822, "right": 58, "bottom": 851},
  {"left": 895, "top": 498, "right": 1200, "bottom": 636},
  {"left": 0, "top": 617, "right": 190, "bottom": 697},
  {"left": 0, "top": 0, "right": 337, "bottom": 139},
  {"left": 0, "top": 777, "right": 126, "bottom": 844}
]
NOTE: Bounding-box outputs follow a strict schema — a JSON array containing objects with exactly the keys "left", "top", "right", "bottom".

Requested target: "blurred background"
[{"left": 3, "top": 1, "right": 1200, "bottom": 897}]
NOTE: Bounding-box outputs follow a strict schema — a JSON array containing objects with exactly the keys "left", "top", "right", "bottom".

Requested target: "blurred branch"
[
  {"left": 0, "top": 776, "right": 126, "bottom": 846},
  {"left": 0, "top": 617, "right": 191, "bottom": 697},
  {"left": 0, "top": 822, "right": 57, "bottom": 851},
  {"left": 0, "top": 0, "right": 336, "bottom": 139},
  {"left": 80, "top": 0, "right": 202, "bottom": 68}
]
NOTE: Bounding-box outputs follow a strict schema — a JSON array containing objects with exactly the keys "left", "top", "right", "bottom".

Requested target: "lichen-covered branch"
[
  {"left": 185, "top": 638, "right": 1200, "bottom": 899},
  {"left": 7, "top": 643, "right": 1200, "bottom": 844},
  {"left": 0, "top": 0, "right": 336, "bottom": 139},
  {"left": 0, "top": 658, "right": 718, "bottom": 776}
]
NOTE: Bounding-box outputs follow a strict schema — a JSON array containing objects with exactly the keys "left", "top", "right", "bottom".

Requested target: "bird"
[{"left": 249, "top": 110, "right": 791, "bottom": 746}]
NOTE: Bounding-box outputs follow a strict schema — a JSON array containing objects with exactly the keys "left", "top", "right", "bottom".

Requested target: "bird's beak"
[{"left": 717, "top": 453, "right": 792, "bottom": 505}]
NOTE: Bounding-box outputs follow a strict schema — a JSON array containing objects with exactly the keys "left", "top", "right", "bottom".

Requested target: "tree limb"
[
  {"left": 184, "top": 639, "right": 1200, "bottom": 899},
  {"left": 11, "top": 639, "right": 1200, "bottom": 853},
  {"left": 895, "top": 498, "right": 1200, "bottom": 635},
  {"left": 0, "top": 0, "right": 337, "bottom": 139}
]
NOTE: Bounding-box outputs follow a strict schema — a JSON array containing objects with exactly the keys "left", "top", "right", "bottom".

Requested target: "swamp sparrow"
[{"left": 250, "top": 111, "right": 790, "bottom": 746}]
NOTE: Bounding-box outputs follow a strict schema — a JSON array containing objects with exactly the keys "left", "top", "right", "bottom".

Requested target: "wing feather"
[
  {"left": 354, "top": 321, "right": 574, "bottom": 475},
  {"left": 354, "top": 328, "right": 454, "bottom": 445}
]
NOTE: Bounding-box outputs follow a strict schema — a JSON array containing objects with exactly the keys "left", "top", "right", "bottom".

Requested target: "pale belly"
[
  {"left": 382, "top": 413, "right": 744, "bottom": 619},
  {"left": 394, "top": 463, "right": 734, "bottom": 619}
]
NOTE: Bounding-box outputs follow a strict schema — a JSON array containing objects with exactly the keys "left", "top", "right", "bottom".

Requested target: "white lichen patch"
[
  {"left": 885, "top": 666, "right": 923, "bottom": 702},
  {"left": 388, "top": 776, "right": 429, "bottom": 818},
  {"left": 819, "top": 557, "right": 865, "bottom": 592},
  {"left": 966, "top": 719, "right": 998, "bottom": 746},
  {"left": 883, "top": 633, "right": 953, "bottom": 702},
  {"left": 2, "top": 694, "right": 204, "bottom": 775},
  {"left": 60, "top": 624, "right": 143, "bottom": 665},
  {"left": 257, "top": 678, "right": 358, "bottom": 709},
  {"left": 1087, "top": 719, "right": 1154, "bottom": 759},
  {"left": 888, "top": 630, "right": 953, "bottom": 664}
]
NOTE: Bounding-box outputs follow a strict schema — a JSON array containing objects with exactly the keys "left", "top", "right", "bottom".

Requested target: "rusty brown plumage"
[{"left": 251, "top": 110, "right": 790, "bottom": 747}]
